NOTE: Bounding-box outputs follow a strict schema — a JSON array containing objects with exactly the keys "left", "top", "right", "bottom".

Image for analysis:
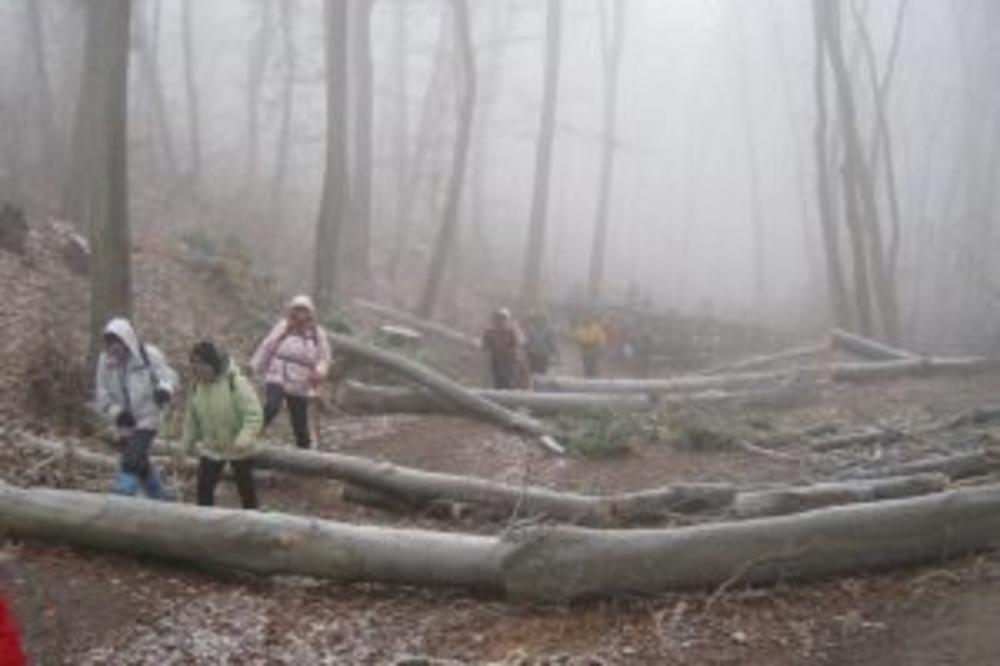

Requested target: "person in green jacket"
[{"left": 182, "top": 341, "right": 264, "bottom": 509}]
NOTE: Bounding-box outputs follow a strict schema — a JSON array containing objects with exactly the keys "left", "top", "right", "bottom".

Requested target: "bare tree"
[
  {"left": 245, "top": 1, "right": 274, "bottom": 192},
  {"left": 416, "top": 0, "right": 477, "bottom": 318},
  {"left": 587, "top": 0, "right": 625, "bottom": 303},
  {"left": 70, "top": 0, "right": 133, "bottom": 351},
  {"left": 22, "top": 0, "right": 60, "bottom": 199},
  {"left": 314, "top": 0, "right": 351, "bottom": 313},
  {"left": 520, "top": 0, "right": 563, "bottom": 307},
  {"left": 181, "top": 0, "right": 202, "bottom": 186},
  {"left": 347, "top": 0, "right": 375, "bottom": 282},
  {"left": 134, "top": 0, "right": 180, "bottom": 186},
  {"left": 270, "top": 0, "right": 297, "bottom": 216}
]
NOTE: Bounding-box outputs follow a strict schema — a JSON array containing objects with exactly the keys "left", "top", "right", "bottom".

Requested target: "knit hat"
[{"left": 190, "top": 340, "right": 227, "bottom": 376}]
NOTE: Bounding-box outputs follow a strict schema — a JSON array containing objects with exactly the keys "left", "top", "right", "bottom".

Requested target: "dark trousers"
[
  {"left": 490, "top": 357, "right": 515, "bottom": 390},
  {"left": 263, "top": 383, "right": 311, "bottom": 449},
  {"left": 196, "top": 457, "right": 258, "bottom": 509}
]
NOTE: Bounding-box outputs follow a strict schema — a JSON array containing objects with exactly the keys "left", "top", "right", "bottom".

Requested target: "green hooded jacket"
[{"left": 182, "top": 361, "right": 263, "bottom": 460}]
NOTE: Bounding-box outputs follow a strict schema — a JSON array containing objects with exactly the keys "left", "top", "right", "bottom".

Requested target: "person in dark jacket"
[{"left": 481, "top": 308, "right": 527, "bottom": 389}]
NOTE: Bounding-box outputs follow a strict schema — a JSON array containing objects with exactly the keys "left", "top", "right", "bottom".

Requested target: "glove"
[
  {"left": 153, "top": 387, "right": 172, "bottom": 408},
  {"left": 115, "top": 410, "right": 136, "bottom": 428}
]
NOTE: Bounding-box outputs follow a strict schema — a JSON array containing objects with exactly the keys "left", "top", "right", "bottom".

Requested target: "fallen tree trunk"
[
  {"left": 328, "top": 332, "right": 563, "bottom": 454},
  {"left": 849, "top": 451, "right": 994, "bottom": 481},
  {"left": 353, "top": 298, "right": 480, "bottom": 349},
  {"left": 729, "top": 474, "right": 947, "bottom": 519},
  {"left": 7, "top": 482, "right": 1000, "bottom": 600},
  {"left": 701, "top": 342, "right": 828, "bottom": 376},
  {"left": 535, "top": 356, "right": 1000, "bottom": 395},
  {"left": 829, "top": 328, "right": 916, "bottom": 361},
  {"left": 0, "top": 482, "right": 504, "bottom": 590},
  {"left": 339, "top": 381, "right": 655, "bottom": 416}
]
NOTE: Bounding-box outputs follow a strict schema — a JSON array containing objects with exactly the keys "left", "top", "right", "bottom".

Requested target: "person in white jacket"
[{"left": 94, "top": 317, "right": 178, "bottom": 499}]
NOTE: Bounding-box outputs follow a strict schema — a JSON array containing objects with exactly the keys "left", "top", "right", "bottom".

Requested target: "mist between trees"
[{"left": 0, "top": 0, "right": 997, "bottom": 351}]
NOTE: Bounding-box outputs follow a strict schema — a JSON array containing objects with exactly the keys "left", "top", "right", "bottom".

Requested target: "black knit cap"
[{"left": 190, "top": 340, "right": 227, "bottom": 376}]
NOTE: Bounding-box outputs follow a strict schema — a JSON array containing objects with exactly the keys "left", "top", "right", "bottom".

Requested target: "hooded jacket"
[
  {"left": 250, "top": 295, "right": 332, "bottom": 397},
  {"left": 182, "top": 360, "right": 263, "bottom": 460},
  {"left": 94, "top": 318, "right": 178, "bottom": 434}
]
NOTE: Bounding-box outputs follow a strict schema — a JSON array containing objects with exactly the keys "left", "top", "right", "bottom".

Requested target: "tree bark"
[
  {"left": 8, "top": 482, "right": 1000, "bottom": 600},
  {"left": 829, "top": 328, "right": 915, "bottom": 361},
  {"left": 354, "top": 298, "right": 479, "bottom": 349},
  {"left": 587, "top": 0, "right": 625, "bottom": 303},
  {"left": 416, "top": 0, "right": 477, "bottom": 318},
  {"left": 519, "top": 0, "right": 563, "bottom": 306},
  {"left": 314, "top": 0, "right": 351, "bottom": 312},
  {"left": 327, "top": 332, "right": 559, "bottom": 449},
  {"left": 71, "top": 0, "right": 133, "bottom": 357}
]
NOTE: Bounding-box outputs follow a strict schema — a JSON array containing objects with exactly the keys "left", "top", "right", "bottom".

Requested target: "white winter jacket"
[{"left": 94, "top": 318, "right": 178, "bottom": 435}]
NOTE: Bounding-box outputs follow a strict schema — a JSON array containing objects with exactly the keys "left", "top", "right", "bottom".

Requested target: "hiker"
[
  {"left": 573, "top": 316, "right": 607, "bottom": 378},
  {"left": 251, "top": 295, "right": 331, "bottom": 449},
  {"left": 481, "top": 308, "right": 528, "bottom": 389},
  {"left": 524, "top": 311, "right": 559, "bottom": 375},
  {"left": 182, "top": 341, "right": 263, "bottom": 509},
  {"left": 94, "top": 317, "right": 178, "bottom": 499}
]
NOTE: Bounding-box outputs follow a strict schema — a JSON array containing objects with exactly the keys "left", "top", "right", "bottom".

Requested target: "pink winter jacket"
[{"left": 251, "top": 320, "right": 332, "bottom": 398}]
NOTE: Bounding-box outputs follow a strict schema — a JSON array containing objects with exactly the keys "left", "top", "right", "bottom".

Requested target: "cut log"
[
  {"left": 353, "top": 298, "right": 479, "bottom": 349},
  {"left": 7, "top": 482, "right": 1000, "bottom": 600},
  {"left": 701, "top": 342, "right": 828, "bottom": 376},
  {"left": 829, "top": 357, "right": 1000, "bottom": 382},
  {"left": 830, "top": 328, "right": 916, "bottom": 361},
  {"left": 160, "top": 439, "right": 736, "bottom": 526},
  {"left": 729, "top": 474, "right": 947, "bottom": 519},
  {"left": 500, "top": 483, "right": 1000, "bottom": 601},
  {"left": 533, "top": 369, "right": 823, "bottom": 396},
  {"left": 850, "top": 452, "right": 994, "bottom": 481},
  {"left": 327, "top": 331, "right": 561, "bottom": 453},
  {"left": 0, "top": 482, "right": 504, "bottom": 591},
  {"left": 340, "top": 381, "right": 655, "bottom": 416}
]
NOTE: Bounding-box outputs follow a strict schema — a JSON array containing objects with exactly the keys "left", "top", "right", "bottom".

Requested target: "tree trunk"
[
  {"left": 71, "top": 0, "right": 133, "bottom": 356},
  {"left": 829, "top": 328, "right": 915, "bottom": 361},
  {"left": 22, "top": 0, "right": 60, "bottom": 199},
  {"left": 354, "top": 298, "right": 479, "bottom": 348},
  {"left": 134, "top": 2, "right": 181, "bottom": 185},
  {"left": 519, "top": 0, "right": 563, "bottom": 307},
  {"left": 416, "top": 0, "right": 477, "bottom": 318},
  {"left": 587, "top": 0, "right": 625, "bottom": 303},
  {"left": 270, "top": 0, "right": 297, "bottom": 221},
  {"left": 314, "top": 0, "right": 351, "bottom": 313},
  {"left": 8, "top": 482, "right": 1000, "bottom": 600},
  {"left": 327, "top": 332, "right": 559, "bottom": 449},
  {"left": 347, "top": 0, "right": 374, "bottom": 282},
  {"left": 810, "top": 0, "right": 853, "bottom": 328},
  {"left": 181, "top": 0, "right": 202, "bottom": 187},
  {"left": 245, "top": 1, "right": 274, "bottom": 192}
]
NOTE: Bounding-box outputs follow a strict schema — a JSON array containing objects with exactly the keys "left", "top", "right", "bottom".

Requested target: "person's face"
[
  {"left": 104, "top": 337, "right": 129, "bottom": 363},
  {"left": 289, "top": 306, "right": 312, "bottom": 328},
  {"left": 191, "top": 358, "right": 215, "bottom": 384}
]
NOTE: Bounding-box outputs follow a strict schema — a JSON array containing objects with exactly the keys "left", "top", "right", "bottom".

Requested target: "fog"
[{"left": 1, "top": 0, "right": 996, "bottom": 351}]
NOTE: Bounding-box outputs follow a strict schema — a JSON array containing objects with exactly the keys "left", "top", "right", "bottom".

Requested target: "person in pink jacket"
[{"left": 251, "top": 295, "right": 331, "bottom": 449}]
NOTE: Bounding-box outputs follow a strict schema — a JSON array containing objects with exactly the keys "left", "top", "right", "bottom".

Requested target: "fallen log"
[
  {"left": 6, "top": 482, "right": 1000, "bottom": 600},
  {"left": 829, "top": 328, "right": 916, "bottom": 361},
  {"left": 729, "top": 474, "right": 947, "bottom": 519},
  {"left": 353, "top": 299, "right": 480, "bottom": 350},
  {"left": 339, "top": 381, "right": 655, "bottom": 416},
  {"left": 501, "top": 483, "right": 1000, "bottom": 600},
  {"left": 701, "top": 342, "right": 828, "bottom": 376},
  {"left": 849, "top": 452, "right": 994, "bottom": 481},
  {"left": 533, "top": 369, "right": 822, "bottom": 396},
  {"left": 328, "top": 332, "right": 563, "bottom": 454}
]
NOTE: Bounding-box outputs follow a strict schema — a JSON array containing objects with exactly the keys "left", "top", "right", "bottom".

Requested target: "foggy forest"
[{"left": 2, "top": 1, "right": 1000, "bottom": 664}]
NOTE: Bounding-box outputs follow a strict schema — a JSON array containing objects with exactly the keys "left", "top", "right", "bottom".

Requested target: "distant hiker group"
[{"left": 94, "top": 295, "right": 331, "bottom": 508}]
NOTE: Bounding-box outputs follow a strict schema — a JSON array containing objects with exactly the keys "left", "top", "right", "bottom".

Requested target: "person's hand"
[
  {"left": 153, "top": 387, "right": 172, "bottom": 408},
  {"left": 115, "top": 410, "right": 136, "bottom": 428}
]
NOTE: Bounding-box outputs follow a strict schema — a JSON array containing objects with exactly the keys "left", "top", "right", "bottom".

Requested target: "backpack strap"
[{"left": 139, "top": 343, "right": 161, "bottom": 391}]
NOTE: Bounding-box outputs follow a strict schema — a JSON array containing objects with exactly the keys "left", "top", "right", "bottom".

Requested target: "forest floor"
[{"left": 3, "top": 223, "right": 1000, "bottom": 664}]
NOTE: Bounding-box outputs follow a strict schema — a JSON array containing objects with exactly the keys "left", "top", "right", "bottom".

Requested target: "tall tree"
[
  {"left": 416, "top": 0, "right": 477, "bottom": 318},
  {"left": 245, "top": 1, "right": 274, "bottom": 191},
  {"left": 181, "top": 0, "right": 202, "bottom": 186},
  {"left": 347, "top": 0, "right": 375, "bottom": 282},
  {"left": 587, "top": 0, "right": 625, "bottom": 303},
  {"left": 270, "top": 0, "right": 298, "bottom": 216},
  {"left": 134, "top": 0, "right": 180, "bottom": 185},
  {"left": 520, "top": 0, "right": 563, "bottom": 306},
  {"left": 22, "top": 0, "right": 60, "bottom": 199},
  {"left": 70, "top": 0, "right": 133, "bottom": 351},
  {"left": 314, "top": 0, "right": 351, "bottom": 313}
]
